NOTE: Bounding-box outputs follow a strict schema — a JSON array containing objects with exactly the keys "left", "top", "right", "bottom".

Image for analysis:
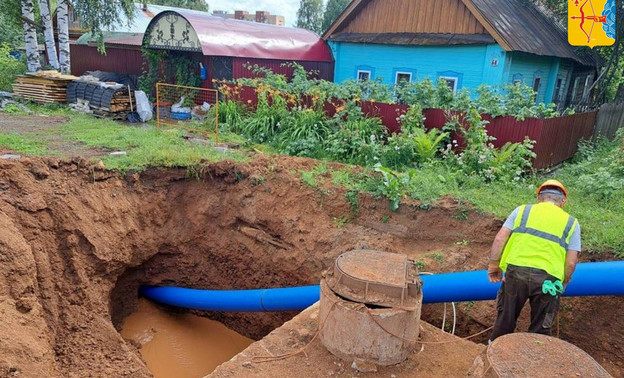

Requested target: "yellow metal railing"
[{"left": 155, "top": 83, "right": 219, "bottom": 143}]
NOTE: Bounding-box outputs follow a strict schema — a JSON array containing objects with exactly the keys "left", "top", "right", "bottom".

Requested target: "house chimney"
[{"left": 142, "top": 1, "right": 147, "bottom": 11}]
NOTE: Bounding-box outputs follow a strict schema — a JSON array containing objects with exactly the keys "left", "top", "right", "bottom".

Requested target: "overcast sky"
[{"left": 205, "top": 0, "right": 310, "bottom": 27}]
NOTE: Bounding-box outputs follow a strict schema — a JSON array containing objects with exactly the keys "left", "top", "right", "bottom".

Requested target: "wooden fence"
[
  {"left": 592, "top": 101, "right": 624, "bottom": 141},
  {"left": 225, "top": 86, "right": 598, "bottom": 170}
]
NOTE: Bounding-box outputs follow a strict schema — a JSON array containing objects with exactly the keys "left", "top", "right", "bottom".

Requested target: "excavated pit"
[{"left": 0, "top": 156, "right": 623, "bottom": 377}]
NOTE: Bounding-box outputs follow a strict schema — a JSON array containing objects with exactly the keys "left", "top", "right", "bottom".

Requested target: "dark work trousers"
[{"left": 489, "top": 264, "right": 561, "bottom": 341}]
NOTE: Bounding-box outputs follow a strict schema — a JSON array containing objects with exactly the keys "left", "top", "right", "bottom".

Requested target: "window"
[
  {"left": 533, "top": 77, "right": 541, "bottom": 93},
  {"left": 437, "top": 71, "right": 463, "bottom": 92},
  {"left": 439, "top": 76, "right": 458, "bottom": 92},
  {"left": 582, "top": 75, "right": 592, "bottom": 99},
  {"left": 554, "top": 78, "right": 563, "bottom": 102},
  {"left": 571, "top": 77, "right": 581, "bottom": 101},
  {"left": 395, "top": 72, "right": 412, "bottom": 85},
  {"left": 512, "top": 73, "right": 523, "bottom": 85},
  {"left": 357, "top": 70, "right": 371, "bottom": 82}
]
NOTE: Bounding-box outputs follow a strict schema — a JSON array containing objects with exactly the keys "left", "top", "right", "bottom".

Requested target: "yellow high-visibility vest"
[{"left": 500, "top": 202, "right": 578, "bottom": 281}]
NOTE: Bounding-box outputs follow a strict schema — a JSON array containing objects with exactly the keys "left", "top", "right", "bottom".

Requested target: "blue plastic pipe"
[
  {"left": 139, "top": 261, "right": 624, "bottom": 311},
  {"left": 139, "top": 285, "right": 320, "bottom": 312}
]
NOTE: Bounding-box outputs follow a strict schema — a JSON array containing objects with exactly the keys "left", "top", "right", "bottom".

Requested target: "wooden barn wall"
[
  {"left": 339, "top": 0, "right": 487, "bottom": 35},
  {"left": 70, "top": 45, "right": 144, "bottom": 76}
]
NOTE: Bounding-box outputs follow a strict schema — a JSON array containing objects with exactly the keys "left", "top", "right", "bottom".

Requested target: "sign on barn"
[{"left": 146, "top": 13, "right": 201, "bottom": 52}]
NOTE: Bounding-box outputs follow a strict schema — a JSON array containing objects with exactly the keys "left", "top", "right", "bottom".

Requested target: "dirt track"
[{"left": 0, "top": 155, "right": 622, "bottom": 377}]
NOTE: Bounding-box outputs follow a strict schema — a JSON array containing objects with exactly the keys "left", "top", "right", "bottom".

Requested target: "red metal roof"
[{"left": 147, "top": 10, "right": 334, "bottom": 62}]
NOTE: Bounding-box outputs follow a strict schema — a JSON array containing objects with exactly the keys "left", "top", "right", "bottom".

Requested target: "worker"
[{"left": 487, "top": 179, "right": 580, "bottom": 341}]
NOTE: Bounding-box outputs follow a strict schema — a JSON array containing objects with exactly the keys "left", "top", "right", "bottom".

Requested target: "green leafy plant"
[
  {"left": 428, "top": 252, "right": 444, "bottom": 263},
  {"left": 333, "top": 216, "right": 349, "bottom": 228},
  {"left": 412, "top": 128, "right": 449, "bottom": 162},
  {"left": 214, "top": 100, "right": 245, "bottom": 132},
  {"left": 345, "top": 189, "right": 360, "bottom": 216},
  {"left": 373, "top": 163, "right": 415, "bottom": 211},
  {"left": 325, "top": 116, "right": 386, "bottom": 166},
  {"left": 0, "top": 43, "right": 26, "bottom": 92},
  {"left": 239, "top": 90, "right": 288, "bottom": 143},
  {"left": 278, "top": 108, "right": 329, "bottom": 148}
]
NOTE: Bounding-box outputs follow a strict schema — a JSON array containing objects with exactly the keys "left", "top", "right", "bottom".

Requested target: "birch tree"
[
  {"left": 57, "top": 0, "right": 71, "bottom": 73},
  {"left": 21, "top": 0, "right": 41, "bottom": 72},
  {"left": 37, "top": 0, "right": 59, "bottom": 69}
]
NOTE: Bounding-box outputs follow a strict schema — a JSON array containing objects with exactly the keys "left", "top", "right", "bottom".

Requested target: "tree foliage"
[
  {"left": 0, "top": 0, "right": 24, "bottom": 49},
  {"left": 0, "top": 43, "right": 27, "bottom": 91},
  {"left": 72, "top": 0, "right": 136, "bottom": 50},
  {"left": 149, "top": 0, "right": 209, "bottom": 12},
  {"left": 322, "top": 0, "right": 350, "bottom": 33},
  {"left": 296, "top": 0, "right": 324, "bottom": 34}
]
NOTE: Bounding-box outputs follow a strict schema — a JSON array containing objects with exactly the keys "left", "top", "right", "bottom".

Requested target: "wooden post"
[{"left": 156, "top": 83, "right": 160, "bottom": 130}]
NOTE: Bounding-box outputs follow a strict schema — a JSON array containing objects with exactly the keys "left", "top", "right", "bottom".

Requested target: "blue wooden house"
[{"left": 323, "top": 0, "right": 595, "bottom": 107}]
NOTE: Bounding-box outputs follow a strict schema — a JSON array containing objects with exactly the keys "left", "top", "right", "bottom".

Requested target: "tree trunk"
[
  {"left": 57, "top": 0, "right": 70, "bottom": 74},
  {"left": 37, "top": 0, "right": 59, "bottom": 69},
  {"left": 21, "top": 0, "right": 41, "bottom": 72}
]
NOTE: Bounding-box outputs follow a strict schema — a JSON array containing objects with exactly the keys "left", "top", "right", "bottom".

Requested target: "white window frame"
[
  {"left": 357, "top": 70, "right": 371, "bottom": 82},
  {"left": 394, "top": 71, "right": 413, "bottom": 85},
  {"left": 439, "top": 76, "right": 458, "bottom": 92}
]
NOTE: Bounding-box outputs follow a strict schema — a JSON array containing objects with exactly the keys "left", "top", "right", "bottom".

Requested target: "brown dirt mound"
[{"left": 0, "top": 155, "right": 622, "bottom": 377}]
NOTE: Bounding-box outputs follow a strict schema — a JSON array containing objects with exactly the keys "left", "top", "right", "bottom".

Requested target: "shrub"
[
  {"left": 573, "top": 130, "right": 624, "bottom": 200},
  {"left": 0, "top": 43, "right": 26, "bottom": 92},
  {"left": 447, "top": 108, "right": 536, "bottom": 181},
  {"left": 383, "top": 127, "right": 448, "bottom": 168},
  {"left": 325, "top": 116, "right": 386, "bottom": 166}
]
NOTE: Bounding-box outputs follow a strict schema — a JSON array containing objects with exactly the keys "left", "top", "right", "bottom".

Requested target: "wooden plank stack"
[
  {"left": 67, "top": 81, "right": 136, "bottom": 120},
  {"left": 12, "top": 70, "right": 78, "bottom": 104}
]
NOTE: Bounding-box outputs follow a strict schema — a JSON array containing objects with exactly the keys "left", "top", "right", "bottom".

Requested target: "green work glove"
[{"left": 542, "top": 280, "right": 564, "bottom": 296}]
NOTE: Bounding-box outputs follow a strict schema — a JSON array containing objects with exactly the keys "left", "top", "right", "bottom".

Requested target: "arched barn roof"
[{"left": 144, "top": 10, "right": 333, "bottom": 62}]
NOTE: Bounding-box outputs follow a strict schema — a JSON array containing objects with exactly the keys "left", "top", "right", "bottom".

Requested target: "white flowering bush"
[{"left": 443, "top": 108, "right": 536, "bottom": 181}]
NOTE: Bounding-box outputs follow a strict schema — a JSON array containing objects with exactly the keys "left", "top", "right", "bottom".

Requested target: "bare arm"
[
  {"left": 489, "top": 226, "right": 512, "bottom": 263},
  {"left": 487, "top": 226, "right": 512, "bottom": 283},
  {"left": 564, "top": 250, "right": 579, "bottom": 285}
]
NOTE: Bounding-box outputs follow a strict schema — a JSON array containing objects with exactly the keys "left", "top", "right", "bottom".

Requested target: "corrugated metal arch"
[{"left": 144, "top": 10, "right": 334, "bottom": 62}]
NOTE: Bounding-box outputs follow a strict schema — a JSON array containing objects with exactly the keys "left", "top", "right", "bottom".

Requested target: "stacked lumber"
[
  {"left": 67, "top": 81, "right": 135, "bottom": 119},
  {"left": 12, "top": 70, "right": 78, "bottom": 104}
]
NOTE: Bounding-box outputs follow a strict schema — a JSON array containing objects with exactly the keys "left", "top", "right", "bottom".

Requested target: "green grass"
[
  {"left": 57, "top": 114, "right": 248, "bottom": 172},
  {"left": 300, "top": 163, "right": 328, "bottom": 187},
  {"left": 0, "top": 107, "right": 248, "bottom": 172},
  {"left": 0, "top": 133, "right": 48, "bottom": 155}
]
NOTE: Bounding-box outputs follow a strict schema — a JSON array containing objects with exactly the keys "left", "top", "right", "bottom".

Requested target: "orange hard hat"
[{"left": 537, "top": 179, "right": 567, "bottom": 198}]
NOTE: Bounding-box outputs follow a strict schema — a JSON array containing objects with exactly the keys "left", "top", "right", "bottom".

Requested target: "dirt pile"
[{"left": 0, "top": 155, "right": 622, "bottom": 377}]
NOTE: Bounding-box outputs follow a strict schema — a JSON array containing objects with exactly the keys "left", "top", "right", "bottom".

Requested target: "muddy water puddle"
[{"left": 121, "top": 299, "right": 253, "bottom": 377}]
